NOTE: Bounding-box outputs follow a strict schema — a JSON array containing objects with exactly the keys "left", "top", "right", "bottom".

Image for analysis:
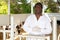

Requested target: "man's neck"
[
  {"left": 35, "top": 13, "right": 42, "bottom": 16},
  {"left": 35, "top": 13, "right": 42, "bottom": 20}
]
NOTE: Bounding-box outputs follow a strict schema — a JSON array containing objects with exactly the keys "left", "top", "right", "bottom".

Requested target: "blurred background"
[
  {"left": 0, "top": 0, "right": 60, "bottom": 14},
  {"left": 0, "top": 0, "right": 60, "bottom": 40}
]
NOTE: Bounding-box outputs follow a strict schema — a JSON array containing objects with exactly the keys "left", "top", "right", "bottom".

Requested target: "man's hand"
[{"left": 32, "top": 26, "right": 41, "bottom": 32}]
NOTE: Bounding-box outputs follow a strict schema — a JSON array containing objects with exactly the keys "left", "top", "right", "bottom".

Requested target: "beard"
[{"left": 35, "top": 10, "right": 42, "bottom": 14}]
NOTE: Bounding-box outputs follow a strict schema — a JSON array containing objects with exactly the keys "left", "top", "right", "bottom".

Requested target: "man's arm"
[
  {"left": 31, "top": 21, "right": 52, "bottom": 35},
  {"left": 22, "top": 16, "right": 32, "bottom": 34},
  {"left": 41, "top": 21, "right": 52, "bottom": 35}
]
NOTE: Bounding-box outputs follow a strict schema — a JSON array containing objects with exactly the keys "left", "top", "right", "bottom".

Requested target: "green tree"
[
  {"left": 0, "top": 0, "right": 8, "bottom": 14},
  {"left": 45, "top": 0, "right": 59, "bottom": 13},
  {"left": 10, "top": 0, "right": 31, "bottom": 14}
]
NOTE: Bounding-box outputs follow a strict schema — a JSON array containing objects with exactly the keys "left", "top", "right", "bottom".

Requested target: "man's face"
[{"left": 35, "top": 5, "right": 42, "bottom": 14}]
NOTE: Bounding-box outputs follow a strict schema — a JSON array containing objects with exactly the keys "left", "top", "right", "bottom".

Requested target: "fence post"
[
  {"left": 10, "top": 16, "right": 14, "bottom": 40},
  {"left": 53, "top": 17, "right": 57, "bottom": 40}
]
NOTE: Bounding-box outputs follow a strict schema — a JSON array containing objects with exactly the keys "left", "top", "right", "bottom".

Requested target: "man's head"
[{"left": 34, "top": 2, "right": 43, "bottom": 15}]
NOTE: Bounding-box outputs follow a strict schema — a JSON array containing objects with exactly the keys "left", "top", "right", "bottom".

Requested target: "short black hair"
[{"left": 34, "top": 2, "right": 43, "bottom": 9}]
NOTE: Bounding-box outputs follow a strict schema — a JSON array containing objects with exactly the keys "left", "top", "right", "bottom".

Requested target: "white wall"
[
  {"left": 12, "top": 14, "right": 30, "bottom": 25},
  {"left": 0, "top": 13, "right": 60, "bottom": 26},
  {"left": 0, "top": 15, "right": 9, "bottom": 26},
  {"left": 0, "top": 14, "right": 30, "bottom": 26}
]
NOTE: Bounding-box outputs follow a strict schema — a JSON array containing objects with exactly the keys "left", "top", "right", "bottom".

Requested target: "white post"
[
  {"left": 19, "top": 35, "right": 21, "bottom": 40},
  {"left": 31, "top": 0, "right": 33, "bottom": 14},
  {"left": 8, "top": 0, "right": 10, "bottom": 15},
  {"left": 47, "top": 36, "right": 50, "bottom": 40},
  {"left": 3, "top": 26, "right": 6, "bottom": 40},
  {"left": 53, "top": 17, "right": 57, "bottom": 40},
  {"left": 58, "top": 34, "right": 60, "bottom": 40},
  {"left": 8, "top": 0, "right": 11, "bottom": 25},
  {"left": 10, "top": 16, "right": 14, "bottom": 40}
]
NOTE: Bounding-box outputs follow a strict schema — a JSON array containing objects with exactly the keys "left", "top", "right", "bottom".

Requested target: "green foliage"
[
  {"left": 10, "top": 0, "right": 31, "bottom": 14},
  {"left": 0, "top": 0, "right": 8, "bottom": 14},
  {"left": 45, "top": 0, "right": 59, "bottom": 13}
]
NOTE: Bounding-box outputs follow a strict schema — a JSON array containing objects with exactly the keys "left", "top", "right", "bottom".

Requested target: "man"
[{"left": 23, "top": 2, "right": 52, "bottom": 40}]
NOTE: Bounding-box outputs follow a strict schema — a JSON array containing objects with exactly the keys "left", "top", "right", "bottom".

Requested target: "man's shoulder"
[{"left": 42, "top": 14, "right": 51, "bottom": 22}]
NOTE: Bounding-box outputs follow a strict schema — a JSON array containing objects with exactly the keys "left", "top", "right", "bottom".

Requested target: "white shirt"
[{"left": 23, "top": 14, "right": 52, "bottom": 35}]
